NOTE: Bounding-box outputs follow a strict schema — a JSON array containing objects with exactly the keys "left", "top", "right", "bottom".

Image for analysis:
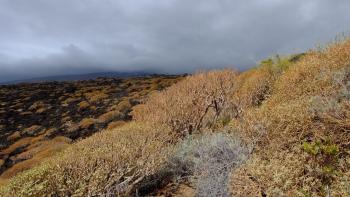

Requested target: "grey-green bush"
[{"left": 169, "top": 133, "right": 249, "bottom": 197}]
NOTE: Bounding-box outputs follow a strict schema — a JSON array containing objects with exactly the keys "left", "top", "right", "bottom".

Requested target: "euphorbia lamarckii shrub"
[{"left": 133, "top": 69, "right": 238, "bottom": 136}]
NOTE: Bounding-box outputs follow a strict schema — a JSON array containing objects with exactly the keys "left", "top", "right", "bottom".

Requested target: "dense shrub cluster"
[
  {"left": 230, "top": 39, "right": 350, "bottom": 196},
  {"left": 0, "top": 123, "right": 174, "bottom": 196},
  {"left": 133, "top": 69, "right": 238, "bottom": 136}
]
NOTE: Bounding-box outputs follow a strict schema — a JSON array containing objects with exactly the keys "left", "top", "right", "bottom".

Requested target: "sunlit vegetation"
[
  {"left": 84, "top": 90, "right": 109, "bottom": 103},
  {"left": 229, "top": 38, "right": 350, "bottom": 196},
  {"left": 106, "top": 120, "right": 126, "bottom": 130},
  {"left": 133, "top": 69, "right": 238, "bottom": 136},
  {"left": 0, "top": 123, "right": 174, "bottom": 196},
  {"left": 78, "top": 118, "right": 97, "bottom": 129},
  {"left": 77, "top": 100, "right": 90, "bottom": 110},
  {"left": 0, "top": 75, "right": 183, "bottom": 182},
  {"left": 1, "top": 38, "right": 350, "bottom": 196}
]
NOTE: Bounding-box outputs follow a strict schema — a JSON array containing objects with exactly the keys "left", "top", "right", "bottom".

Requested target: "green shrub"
[{"left": 303, "top": 140, "right": 341, "bottom": 195}]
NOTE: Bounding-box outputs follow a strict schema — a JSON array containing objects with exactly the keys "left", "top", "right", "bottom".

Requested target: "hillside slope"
[
  {"left": 0, "top": 75, "right": 182, "bottom": 183},
  {"left": 1, "top": 38, "right": 349, "bottom": 196}
]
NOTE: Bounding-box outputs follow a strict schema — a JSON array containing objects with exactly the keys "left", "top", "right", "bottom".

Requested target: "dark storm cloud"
[{"left": 0, "top": 0, "right": 349, "bottom": 82}]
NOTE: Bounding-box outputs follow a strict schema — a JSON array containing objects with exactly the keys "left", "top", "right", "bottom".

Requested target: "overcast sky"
[{"left": 0, "top": 0, "right": 349, "bottom": 82}]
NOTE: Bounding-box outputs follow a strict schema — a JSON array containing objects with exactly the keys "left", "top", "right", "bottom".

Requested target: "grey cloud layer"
[{"left": 0, "top": 0, "right": 349, "bottom": 81}]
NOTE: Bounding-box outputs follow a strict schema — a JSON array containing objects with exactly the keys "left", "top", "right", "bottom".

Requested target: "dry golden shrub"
[
  {"left": 115, "top": 99, "right": 132, "bottom": 112},
  {"left": 332, "top": 164, "right": 350, "bottom": 196},
  {"left": 229, "top": 39, "right": 350, "bottom": 196},
  {"left": 22, "top": 125, "right": 42, "bottom": 136},
  {"left": 97, "top": 110, "right": 122, "bottom": 123},
  {"left": 231, "top": 55, "right": 300, "bottom": 117},
  {"left": 232, "top": 65, "right": 275, "bottom": 112},
  {"left": 0, "top": 163, "right": 53, "bottom": 196},
  {"left": 0, "top": 137, "right": 71, "bottom": 180},
  {"left": 89, "top": 105, "right": 97, "bottom": 111},
  {"left": 271, "top": 39, "right": 350, "bottom": 105},
  {"left": 2, "top": 137, "right": 37, "bottom": 155},
  {"left": 78, "top": 118, "right": 97, "bottom": 129},
  {"left": 64, "top": 121, "right": 79, "bottom": 133},
  {"left": 6, "top": 131, "right": 21, "bottom": 141},
  {"left": 62, "top": 97, "right": 79, "bottom": 105},
  {"left": 232, "top": 98, "right": 313, "bottom": 150},
  {"left": 133, "top": 69, "right": 238, "bottom": 135},
  {"left": 35, "top": 107, "right": 47, "bottom": 114},
  {"left": 106, "top": 120, "right": 126, "bottom": 130},
  {"left": 260, "top": 39, "right": 350, "bottom": 147},
  {"left": 229, "top": 164, "right": 263, "bottom": 196},
  {"left": 84, "top": 90, "right": 109, "bottom": 103},
  {"left": 231, "top": 98, "right": 350, "bottom": 195},
  {"left": 50, "top": 123, "right": 173, "bottom": 196},
  {"left": 77, "top": 101, "right": 90, "bottom": 110},
  {"left": 230, "top": 150, "right": 307, "bottom": 196},
  {"left": 0, "top": 122, "right": 174, "bottom": 196}
]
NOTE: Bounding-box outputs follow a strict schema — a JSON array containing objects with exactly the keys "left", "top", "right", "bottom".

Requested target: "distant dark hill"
[{"left": 0, "top": 71, "right": 156, "bottom": 85}]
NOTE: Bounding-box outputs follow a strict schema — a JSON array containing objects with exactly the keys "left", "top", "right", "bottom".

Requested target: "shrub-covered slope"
[
  {"left": 0, "top": 75, "right": 182, "bottom": 183},
  {"left": 230, "top": 39, "right": 350, "bottom": 196},
  {"left": 1, "top": 38, "right": 349, "bottom": 196}
]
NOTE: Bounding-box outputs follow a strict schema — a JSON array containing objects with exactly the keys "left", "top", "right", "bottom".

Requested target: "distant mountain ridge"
[{"left": 0, "top": 71, "right": 157, "bottom": 85}]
